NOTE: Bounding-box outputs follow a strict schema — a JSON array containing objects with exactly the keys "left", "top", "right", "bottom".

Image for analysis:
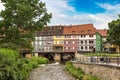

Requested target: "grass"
[{"left": 65, "top": 62, "right": 101, "bottom": 80}]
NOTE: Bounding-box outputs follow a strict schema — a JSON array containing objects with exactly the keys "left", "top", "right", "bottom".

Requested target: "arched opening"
[
  {"left": 61, "top": 52, "right": 75, "bottom": 62},
  {"left": 43, "top": 53, "right": 55, "bottom": 61}
]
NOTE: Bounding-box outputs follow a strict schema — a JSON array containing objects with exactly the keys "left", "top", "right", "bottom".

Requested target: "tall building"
[
  {"left": 96, "top": 29, "right": 108, "bottom": 51},
  {"left": 63, "top": 24, "right": 96, "bottom": 52},
  {"left": 33, "top": 24, "right": 98, "bottom": 53},
  {"left": 63, "top": 25, "right": 79, "bottom": 52}
]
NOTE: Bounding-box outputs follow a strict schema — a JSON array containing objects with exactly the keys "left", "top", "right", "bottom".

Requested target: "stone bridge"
[{"left": 33, "top": 52, "right": 76, "bottom": 61}]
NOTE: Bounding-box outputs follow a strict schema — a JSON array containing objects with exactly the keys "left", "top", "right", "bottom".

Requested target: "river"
[{"left": 27, "top": 62, "right": 76, "bottom": 80}]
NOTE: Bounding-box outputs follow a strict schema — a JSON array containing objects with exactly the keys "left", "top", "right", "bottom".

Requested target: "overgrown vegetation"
[
  {"left": 107, "top": 15, "right": 120, "bottom": 53},
  {"left": 85, "top": 53, "right": 120, "bottom": 57},
  {"left": 65, "top": 62, "right": 100, "bottom": 80},
  {"left": 0, "top": 0, "right": 52, "bottom": 50},
  {"left": 0, "top": 48, "right": 48, "bottom": 80}
]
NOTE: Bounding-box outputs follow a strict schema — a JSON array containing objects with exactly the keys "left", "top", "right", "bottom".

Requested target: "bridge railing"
[{"left": 75, "top": 56, "right": 120, "bottom": 66}]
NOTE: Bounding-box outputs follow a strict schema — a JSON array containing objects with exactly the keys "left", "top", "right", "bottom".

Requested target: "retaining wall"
[{"left": 73, "top": 63, "right": 120, "bottom": 80}]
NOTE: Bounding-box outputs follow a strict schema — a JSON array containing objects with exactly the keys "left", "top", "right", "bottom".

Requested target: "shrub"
[
  {"left": 37, "top": 57, "right": 49, "bottom": 64},
  {"left": 65, "top": 62, "right": 84, "bottom": 79},
  {"left": 65, "top": 62, "right": 100, "bottom": 80},
  {"left": 82, "top": 74, "right": 100, "bottom": 80},
  {"left": 0, "top": 48, "right": 19, "bottom": 80},
  {"left": 0, "top": 48, "right": 49, "bottom": 80}
]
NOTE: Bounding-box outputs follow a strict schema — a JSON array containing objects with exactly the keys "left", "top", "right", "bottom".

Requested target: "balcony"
[
  {"left": 53, "top": 44, "right": 63, "bottom": 46},
  {"left": 53, "top": 46, "right": 63, "bottom": 52}
]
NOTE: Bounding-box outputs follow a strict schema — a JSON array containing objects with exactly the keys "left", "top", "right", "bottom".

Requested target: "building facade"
[
  {"left": 33, "top": 24, "right": 107, "bottom": 53},
  {"left": 96, "top": 32, "right": 102, "bottom": 51},
  {"left": 96, "top": 29, "right": 108, "bottom": 52},
  {"left": 53, "top": 26, "right": 64, "bottom": 52}
]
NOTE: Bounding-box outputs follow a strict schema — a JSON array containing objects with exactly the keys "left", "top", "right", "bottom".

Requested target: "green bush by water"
[
  {"left": 0, "top": 48, "right": 49, "bottom": 80},
  {"left": 37, "top": 57, "right": 49, "bottom": 64},
  {"left": 65, "top": 62, "right": 84, "bottom": 79},
  {"left": 65, "top": 62, "right": 100, "bottom": 80},
  {"left": 82, "top": 75, "right": 100, "bottom": 80}
]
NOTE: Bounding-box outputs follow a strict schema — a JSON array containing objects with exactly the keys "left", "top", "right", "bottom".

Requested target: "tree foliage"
[
  {"left": 0, "top": 0, "right": 52, "bottom": 50},
  {"left": 107, "top": 16, "right": 120, "bottom": 46}
]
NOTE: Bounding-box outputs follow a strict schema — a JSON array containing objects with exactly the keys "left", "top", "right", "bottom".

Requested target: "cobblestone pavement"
[{"left": 27, "top": 62, "right": 76, "bottom": 80}]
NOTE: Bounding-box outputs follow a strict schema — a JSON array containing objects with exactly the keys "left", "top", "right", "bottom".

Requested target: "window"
[
  {"left": 65, "top": 35, "right": 71, "bottom": 38},
  {"left": 73, "top": 35, "right": 77, "bottom": 38},
  {"left": 89, "top": 35, "right": 93, "bottom": 37},
  {"left": 88, "top": 29, "right": 91, "bottom": 32},
  {"left": 97, "top": 42, "right": 100, "bottom": 45},
  {"left": 85, "top": 46, "right": 87, "bottom": 50},
  {"left": 61, "top": 41, "right": 63, "bottom": 44},
  {"left": 97, "top": 35, "right": 100, "bottom": 39},
  {"left": 85, "top": 40, "right": 87, "bottom": 44},
  {"left": 81, "top": 46, "right": 83, "bottom": 50},
  {"left": 81, "top": 35, "right": 85, "bottom": 38},
  {"left": 89, "top": 46, "right": 93, "bottom": 49},
  {"left": 81, "top": 41, "right": 83, "bottom": 44},
  {"left": 56, "top": 36, "right": 62, "bottom": 38},
  {"left": 68, "top": 47, "right": 71, "bottom": 50},
  {"left": 68, "top": 41, "right": 71, "bottom": 44},
  {"left": 73, "top": 41, "right": 75, "bottom": 44},
  {"left": 98, "top": 47, "right": 99, "bottom": 50},
  {"left": 89, "top": 40, "right": 93, "bottom": 44},
  {"left": 81, "top": 35, "right": 83, "bottom": 38},
  {"left": 84, "top": 35, "right": 86, "bottom": 37},
  {"left": 64, "top": 41, "right": 66, "bottom": 44},
  {"left": 73, "top": 47, "right": 74, "bottom": 49},
  {"left": 66, "top": 47, "right": 68, "bottom": 49},
  {"left": 46, "top": 47, "right": 48, "bottom": 50},
  {"left": 55, "top": 41, "right": 57, "bottom": 44},
  {"left": 66, "top": 41, "right": 68, "bottom": 44}
]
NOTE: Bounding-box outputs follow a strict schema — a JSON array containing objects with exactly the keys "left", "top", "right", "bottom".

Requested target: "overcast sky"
[{"left": 0, "top": 0, "right": 120, "bottom": 29}]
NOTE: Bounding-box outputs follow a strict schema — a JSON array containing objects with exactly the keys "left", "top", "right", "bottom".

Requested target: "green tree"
[
  {"left": 0, "top": 0, "right": 52, "bottom": 50},
  {"left": 107, "top": 15, "right": 120, "bottom": 53}
]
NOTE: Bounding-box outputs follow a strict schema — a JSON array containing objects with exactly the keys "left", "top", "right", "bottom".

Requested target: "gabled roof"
[
  {"left": 35, "top": 25, "right": 64, "bottom": 36},
  {"left": 63, "top": 24, "right": 96, "bottom": 35},
  {"left": 35, "top": 24, "right": 97, "bottom": 36},
  {"left": 96, "top": 29, "right": 108, "bottom": 37}
]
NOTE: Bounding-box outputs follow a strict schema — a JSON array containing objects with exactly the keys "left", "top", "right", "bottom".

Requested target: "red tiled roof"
[
  {"left": 63, "top": 24, "right": 96, "bottom": 35},
  {"left": 96, "top": 29, "right": 108, "bottom": 37}
]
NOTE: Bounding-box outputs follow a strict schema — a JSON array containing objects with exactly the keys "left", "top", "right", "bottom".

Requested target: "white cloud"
[
  {"left": 0, "top": 0, "right": 119, "bottom": 29},
  {"left": 42, "top": 0, "right": 75, "bottom": 13},
  {"left": 96, "top": 3, "right": 120, "bottom": 10},
  {"left": 52, "top": 13, "right": 115, "bottom": 29},
  {"left": 42, "top": 0, "right": 120, "bottom": 29},
  {"left": 0, "top": 1, "right": 5, "bottom": 12}
]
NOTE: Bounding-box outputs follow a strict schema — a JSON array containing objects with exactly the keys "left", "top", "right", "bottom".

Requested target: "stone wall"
[{"left": 73, "top": 63, "right": 120, "bottom": 80}]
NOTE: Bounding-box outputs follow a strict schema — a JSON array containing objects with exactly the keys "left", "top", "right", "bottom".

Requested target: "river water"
[{"left": 27, "top": 62, "right": 76, "bottom": 80}]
